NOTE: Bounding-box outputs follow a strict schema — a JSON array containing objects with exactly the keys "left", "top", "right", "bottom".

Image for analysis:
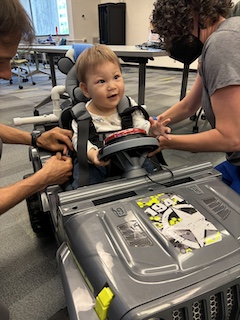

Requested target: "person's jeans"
[
  {"left": 0, "top": 299, "right": 9, "bottom": 320},
  {"left": 215, "top": 161, "right": 240, "bottom": 194}
]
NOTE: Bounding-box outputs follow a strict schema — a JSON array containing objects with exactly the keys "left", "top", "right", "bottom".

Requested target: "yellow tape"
[{"left": 95, "top": 287, "right": 114, "bottom": 320}]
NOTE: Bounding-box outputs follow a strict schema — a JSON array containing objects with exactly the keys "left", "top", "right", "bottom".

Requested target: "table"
[
  {"left": 19, "top": 45, "right": 167, "bottom": 105},
  {"left": 18, "top": 44, "right": 72, "bottom": 86},
  {"left": 18, "top": 45, "right": 190, "bottom": 107},
  {"left": 109, "top": 45, "right": 166, "bottom": 104}
]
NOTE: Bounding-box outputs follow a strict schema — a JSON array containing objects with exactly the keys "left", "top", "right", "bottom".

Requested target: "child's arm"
[
  {"left": 87, "top": 148, "right": 110, "bottom": 167},
  {"left": 149, "top": 116, "right": 171, "bottom": 139},
  {"left": 129, "top": 98, "right": 171, "bottom": 139}
]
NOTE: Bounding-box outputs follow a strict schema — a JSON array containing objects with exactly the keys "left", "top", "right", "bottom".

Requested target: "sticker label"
[
  {"left": 136, "top": 192, "right": 222, "bottom": 254},
  {"left": 118, "top": 220, "right": 153, "bottom": 247}
]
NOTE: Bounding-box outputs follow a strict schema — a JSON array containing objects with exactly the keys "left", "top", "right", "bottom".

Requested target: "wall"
[
  {"left": 67, "top": 0, "right": 100, "bottom": 43},
  {"left": 99, "top": 1, "right": 197, "bottom": 69},
  {"left": 67, "top": 0, "right": 238, "bottom": 70}
]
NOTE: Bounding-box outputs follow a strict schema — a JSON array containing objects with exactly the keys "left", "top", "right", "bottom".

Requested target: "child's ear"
[{"left": 80, "top": 82, "right": 90, "bottom": 98}]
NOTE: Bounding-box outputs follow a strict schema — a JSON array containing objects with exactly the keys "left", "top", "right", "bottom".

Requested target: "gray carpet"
[{"left": 0, "top": 63, "right": 225, "bottom": 320}]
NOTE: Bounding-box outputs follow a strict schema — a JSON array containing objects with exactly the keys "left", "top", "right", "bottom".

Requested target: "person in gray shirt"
[{"left": 150, "top": 0, "right": 240, "bottom": 194}]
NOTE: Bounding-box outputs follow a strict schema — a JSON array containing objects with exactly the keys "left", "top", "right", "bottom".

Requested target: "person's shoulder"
[
  {"left": 216, "top": 17, "right": 240, "bottom": 34},
  {"left": 205, "top": 19, "right": 240, "bottom": 50}
]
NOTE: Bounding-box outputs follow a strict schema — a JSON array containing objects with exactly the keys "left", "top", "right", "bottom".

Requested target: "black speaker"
[{"left": 98, "top": 2, "right": 126, "bottom": 45}]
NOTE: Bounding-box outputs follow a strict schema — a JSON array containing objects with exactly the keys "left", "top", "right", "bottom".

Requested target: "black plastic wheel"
[{"left": 24, "top": 174, "right": 53, "bottom": 236}]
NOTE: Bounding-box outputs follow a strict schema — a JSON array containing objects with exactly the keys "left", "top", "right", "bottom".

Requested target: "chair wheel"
[
  {"left": 33, "top": 82, "right": 36, "bottom": 85},
  {"left": 10, "top": 79, "right": 13, "bottom": 85},
  {"left": 19, "top": 85, "right": 23, "bottom": 89},
  {"left": 23, "top": 78, "right": 28, "bottom": 82}
]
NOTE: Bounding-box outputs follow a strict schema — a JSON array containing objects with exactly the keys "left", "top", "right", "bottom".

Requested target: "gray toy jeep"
[{"left": 25, "top": 128, "right": 240, "bottom": 320}]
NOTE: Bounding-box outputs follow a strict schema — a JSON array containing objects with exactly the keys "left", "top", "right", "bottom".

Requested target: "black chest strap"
[
  {"left": 71, "top": 103, "right": 93, "bottom": 186},
  {"left": 71, "top": 97, "right": 150, "bottom": 187},
  {"left": 119, "top": 105, "right": 149, "bottom": 129}
]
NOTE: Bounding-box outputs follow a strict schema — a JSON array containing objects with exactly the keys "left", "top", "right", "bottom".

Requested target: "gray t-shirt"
[{"left": 199, "top": 17, "right": 240, "bottom": 165}]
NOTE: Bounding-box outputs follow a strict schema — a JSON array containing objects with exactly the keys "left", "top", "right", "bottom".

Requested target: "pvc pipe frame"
[{"left": 13, "top": 85, "right": 66, "bottom": 126}]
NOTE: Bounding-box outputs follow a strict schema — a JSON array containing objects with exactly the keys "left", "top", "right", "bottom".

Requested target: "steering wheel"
[{"left": 98, "top": 128, "right": 160, "bottom": 179}]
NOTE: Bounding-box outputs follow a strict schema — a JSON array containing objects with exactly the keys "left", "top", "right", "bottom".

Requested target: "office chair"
[
  {"left": 10, "top": 54, "right": 36, "bottom": 89},
  {"left": 190, "top": 107, "right": 207, "bottom": 133}
]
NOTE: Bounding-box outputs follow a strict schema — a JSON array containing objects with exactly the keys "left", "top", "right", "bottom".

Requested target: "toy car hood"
[{"left": 58, "top": 174, "right": 240, "bottom": 320}]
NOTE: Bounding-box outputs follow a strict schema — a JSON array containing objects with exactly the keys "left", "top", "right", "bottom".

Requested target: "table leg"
[
  {"left": 47, "top": 54, "right": 57, "bottom": 87},
  {"left": 120, "top": 57, "right": 148, "bottom": 105},
  {"left": 180, "top": 63, "right": 189, "bottom": 100}
]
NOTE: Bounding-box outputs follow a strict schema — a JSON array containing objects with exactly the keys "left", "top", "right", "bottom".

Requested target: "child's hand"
[
  {"left": 149, "top": 116, "right": 171, "bottom": 140},
  {"left": 88, "top": 148, "right": 110, "bottom": 166}
]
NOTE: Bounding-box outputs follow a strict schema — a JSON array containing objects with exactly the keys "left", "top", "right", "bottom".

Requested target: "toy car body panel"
[
  {"left": 26, "top": 135, "right": 240, "bottom": 320},
  {"left": 54, "top": 168, "right": 240, "bottom": 320}
]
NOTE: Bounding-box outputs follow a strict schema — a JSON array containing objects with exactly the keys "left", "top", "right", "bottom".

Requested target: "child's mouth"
[{"left": 108, "top": 94, "right": 117, "bottom": 99}]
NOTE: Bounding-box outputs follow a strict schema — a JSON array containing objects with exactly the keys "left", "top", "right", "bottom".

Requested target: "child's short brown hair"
[{"left": 76, "top": 44, "right": 121, "bottom": 83}]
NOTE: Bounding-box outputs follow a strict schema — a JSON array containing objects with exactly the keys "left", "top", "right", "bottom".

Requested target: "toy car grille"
[
  {"left": 171, "top": 286, "right": 238, "bottom": 320},
  {"left": 147, "top": 284, "right": 239, "bottom": 320}
]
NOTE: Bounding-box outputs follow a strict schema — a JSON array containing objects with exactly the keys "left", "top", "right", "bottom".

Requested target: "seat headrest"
[
  {"left": 58, "top": 56, "right": 74, "bottom": 75},
  {"left": 58, "top": 44, "right": 93, "bottom": 75},
  {"left": 72, "top": 43, "right": 93, "bottom": 61},
  {"left": 66, "top": 65, "right": 89, "bottom": 103}
]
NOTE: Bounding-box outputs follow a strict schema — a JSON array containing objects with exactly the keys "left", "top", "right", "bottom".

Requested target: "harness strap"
[
  {"left": 119, "top": 104, "right": 149, "bottom": 129},
  {"left": 76, "top": 119, "right": 90, "bottom": 186},
  {"left": 71, "top": 96, "right": 151, "bottom": 187},
  {"left": 71, "top": 103, "right": 93, "bottom": 186}
]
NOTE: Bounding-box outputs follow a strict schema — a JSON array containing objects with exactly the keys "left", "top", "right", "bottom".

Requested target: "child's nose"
[{"left": 108, "top": 80, "right": 116, "bottom": 90}]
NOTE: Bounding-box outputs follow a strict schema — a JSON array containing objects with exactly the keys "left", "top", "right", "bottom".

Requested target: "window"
[{"left": 20, "top": 0, "right": 69, "bottom": 36}]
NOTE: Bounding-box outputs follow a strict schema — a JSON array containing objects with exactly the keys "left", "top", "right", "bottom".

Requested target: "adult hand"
[
  {"left": 37, "top": 127, "right": 73, "bottom": 155},
  {"left": 40, "top": 152, "right": 73, "bottom": 186},
  {"left": 147, "top": 134, "right": 168, "bottom": 158},
  {"left": 149, "top": 116, "right": 171, "bottom": 139}
]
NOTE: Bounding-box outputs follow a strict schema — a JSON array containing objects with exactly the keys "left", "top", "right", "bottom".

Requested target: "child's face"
[{"left": 80, "top": 61, "right": 125, "bottom": 114}]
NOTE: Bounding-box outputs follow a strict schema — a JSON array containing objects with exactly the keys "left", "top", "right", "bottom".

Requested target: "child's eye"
[
  {"left": 98, "top": 79, "right": 105, "bottom": 84},
  {"left": 114, "top": 74, "right": 121, "bottom": 80}
]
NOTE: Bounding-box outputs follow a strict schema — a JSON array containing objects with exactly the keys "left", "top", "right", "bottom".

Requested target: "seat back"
[
  {"left": 59, "top": 106, "right": 74, "bottom": 130},
  {"left": 57, "top": 43, "right": 93, "bottom": 106}
]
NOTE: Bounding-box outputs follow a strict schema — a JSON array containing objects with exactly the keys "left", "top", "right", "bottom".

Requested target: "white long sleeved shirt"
[{"left": 72, "top": 97, "right": 150, "bottom": 153}]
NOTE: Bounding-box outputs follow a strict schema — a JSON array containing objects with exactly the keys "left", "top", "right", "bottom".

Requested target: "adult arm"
[
  {"left": 156, "top": 73, "right": 203, "bottom": 124},
  {"left": 0, "top": 153, "right": 72, "bottom": 215},
  {"left": 159, "top": 85, "right": 240, "bottom": 153},
  {"left": 0, "top": 124, "right": 32, "bottom": 145},
  {"left": 0, "top": 124, "right": 73, "bottom": 154}
]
